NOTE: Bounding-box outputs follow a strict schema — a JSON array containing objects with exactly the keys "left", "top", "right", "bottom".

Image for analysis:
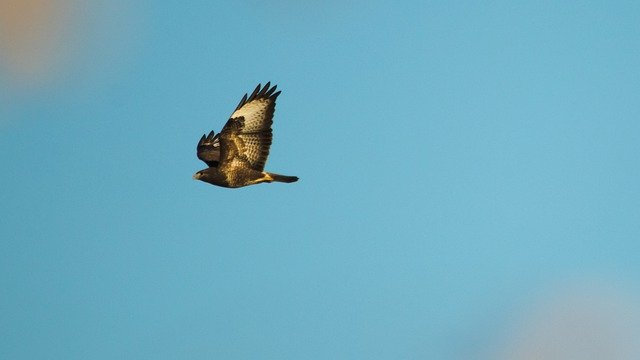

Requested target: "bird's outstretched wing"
[
  {"left": 218, "top": 82, "right": 280, "bottom": 171},
  {"left": 197, "top": 131, "right": 221, "bottom": 167}
]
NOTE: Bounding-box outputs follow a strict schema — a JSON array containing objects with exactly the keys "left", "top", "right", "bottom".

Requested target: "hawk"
[{"left": 193, "top": 82, "right": 299, "bottom": 188}]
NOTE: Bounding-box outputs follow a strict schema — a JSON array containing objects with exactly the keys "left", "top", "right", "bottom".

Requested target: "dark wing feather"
[
  {"left": 218, "top": 82, "right": 280, "bottom": 171},
  {"left": 196, "top": 130, "right": 221, "bottom": 167}
]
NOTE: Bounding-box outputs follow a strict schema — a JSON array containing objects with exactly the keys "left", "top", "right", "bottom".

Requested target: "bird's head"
[{"left": 193, "top": 168, "right": 228, "bottom": 187}]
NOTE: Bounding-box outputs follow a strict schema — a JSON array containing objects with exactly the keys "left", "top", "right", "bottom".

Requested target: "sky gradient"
[{"left": 2, "top": 1, "right": 640, "bottom": 359}]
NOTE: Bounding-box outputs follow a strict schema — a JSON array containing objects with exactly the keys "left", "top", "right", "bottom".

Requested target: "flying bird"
[{"left": 193, "top": 82, "right": 299, "bottom": 188}]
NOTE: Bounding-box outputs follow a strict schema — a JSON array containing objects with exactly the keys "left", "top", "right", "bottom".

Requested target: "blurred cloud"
[
  {"left": 0, "top": 0, "right": 75, "bottom": 85},
  {"left": 494, "top": 279, "right": 640, "bottom": 360},
  {"left": 0, "top": 1, "right": 142, "bottom": 89},
  {"left": 0, "top": 0, "right": 144, "bottom": 128}
]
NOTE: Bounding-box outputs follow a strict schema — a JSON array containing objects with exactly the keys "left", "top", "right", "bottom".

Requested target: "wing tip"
[{"left": 233, "top": 82, "right": 281, "bottom": 111}]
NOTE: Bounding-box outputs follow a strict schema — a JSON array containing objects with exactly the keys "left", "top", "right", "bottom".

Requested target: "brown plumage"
[{"left": 193, "top": 82, "right": 299, "bottom": 188}]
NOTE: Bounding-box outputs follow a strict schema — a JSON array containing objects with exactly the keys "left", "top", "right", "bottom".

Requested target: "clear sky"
[{"left": 1, "top": 1, "right": 640, "bottom": 359}]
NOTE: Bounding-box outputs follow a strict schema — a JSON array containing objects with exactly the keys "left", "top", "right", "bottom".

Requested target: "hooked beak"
[{"left": 193, "top": 172, "right": 202, "bottom": 180}]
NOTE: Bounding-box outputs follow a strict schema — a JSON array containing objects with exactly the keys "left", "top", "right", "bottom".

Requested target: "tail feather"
[{"left": 266, "top": 172, "right": 299, "bottom": 183}]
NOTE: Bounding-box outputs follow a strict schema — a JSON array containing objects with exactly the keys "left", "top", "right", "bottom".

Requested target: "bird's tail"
[{"left": 266, "top": 172, "right": 299, "bottom": 183}]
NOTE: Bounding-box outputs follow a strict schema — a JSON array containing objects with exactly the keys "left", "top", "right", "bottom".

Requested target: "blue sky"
[{"left": 1, "top": 1, "right": 640, "bottom": 359}]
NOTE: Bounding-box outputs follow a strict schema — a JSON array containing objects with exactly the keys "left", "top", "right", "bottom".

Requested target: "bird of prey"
[{"left": 193, "top": 82, "right": 299, "bottom": 188}]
